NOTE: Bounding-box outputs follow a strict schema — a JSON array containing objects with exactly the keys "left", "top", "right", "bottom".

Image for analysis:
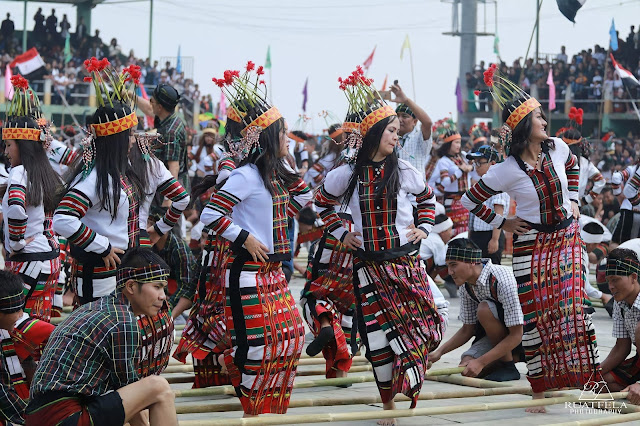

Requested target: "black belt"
[
  {"left": 355, "top": 242, "right": 419, "bottom": 262},
  {"left": 525, "top": 217, "right": 573, "bottom": 233}
]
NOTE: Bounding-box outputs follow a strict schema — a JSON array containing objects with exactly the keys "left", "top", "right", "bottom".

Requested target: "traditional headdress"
[
  {"left": 446, "top": 243, "right": 482, "bottom": 265},
  {"left": 80, "top": 57, "right": 141, "bottom": 177},
  {"left": 288, "top": 114, "right": 311, "bottom": 143},
  {"left": 318, "top": 110, "right": 344, "bottom": 142},
  {"left": 337, "top": 66, "right": 396, "bottom": 157},
  {"left": 480, "top": 63, "right": 541, "bottom": 155},
  {"left": 212, "top": 61, "right": 280, "bottom": 161},
  {"left": 432, "top": 117, "right": 460, "bottom": 143},
  {"left": 2, "top": 74, "right": 52, "bottom": 149},
  {"left": 133, "top": 131, "right": 161, "bottom": 162},
  {"left": 116, "top": 263, "right": 170, "bottom": 288},
  {"left": 469, "top": 122, "right": 489, "bottom": 145}
]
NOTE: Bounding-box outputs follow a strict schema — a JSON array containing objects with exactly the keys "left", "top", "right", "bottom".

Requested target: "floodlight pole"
[
  {"left": 22, "top": 0, "right": 28, "bottom": 52},
  {"left": 148, "top": 0, "right": 153, "bottom": 60}
]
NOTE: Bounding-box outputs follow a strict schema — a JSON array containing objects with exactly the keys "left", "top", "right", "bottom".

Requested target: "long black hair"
[
  {"left": 63, "top": 129, "right": 143, "bottom": 220},
  {"left": 562, "top": 128, "right": 587, "bottom": 159},
  {"left": 128, "top": 139, "right": 160, "bottom": 198},
  {"left": 502, "top": 97, "right": 554, "bottom": 157},
  {"left": 10, "top": 117, "right": 61, "bottom": 213},
  {"left": 342, "top": 115, "right": 401, "bottom": 209},
  {"left": 239, "top": 114, "right": 298, "bottom": 195}
]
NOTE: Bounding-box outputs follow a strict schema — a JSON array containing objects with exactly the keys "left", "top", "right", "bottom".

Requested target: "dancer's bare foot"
[
  {"left": 218, "top": 353, "right": 228, "bottom": 375},
  {"left": 525, "top": 392, "right": 547, "bottom": 413},
  {"left": 335, "top": 369, "right": 347, "bottom": 378},
  {"left": 378, "top": 400, "right": 397, "bottom": 425}
]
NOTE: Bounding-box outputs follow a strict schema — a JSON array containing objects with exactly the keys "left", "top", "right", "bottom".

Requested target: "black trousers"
[{"left": 469, "top": 229, "right": 505, "bottom": 265}]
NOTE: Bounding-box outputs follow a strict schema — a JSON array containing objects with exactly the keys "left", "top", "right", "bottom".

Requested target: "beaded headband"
[
  {"left": 0, "top": 291, "right": 25, "bottom": 313},
  {"left": 606, "top": 258, "right": 640, "bottom": 277},
  {"left": 395, "top": 103, "right": 415, "bottom": 118},
  {"left": 116, "top": 264, "right": 169, "bottom": 288},
  {"left": 446, "top": 246, "right": 482, "bottom": 264}
]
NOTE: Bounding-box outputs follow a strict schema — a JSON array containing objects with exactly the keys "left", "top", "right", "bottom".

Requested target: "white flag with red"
[
  {"left": 9, "top": 48, "right": 45, "bottom": 75},
  {"left": 610, "top": 53, "right": 640, "bottom": 89}
]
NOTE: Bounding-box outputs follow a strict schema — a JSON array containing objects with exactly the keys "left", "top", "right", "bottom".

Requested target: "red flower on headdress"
[
  {"left": 256, "top": 65, "right": 264, "bottom": 76},
  {"left": 568, "top": 106, "right": 584, "bottom": 125},
  {"left": 84, "top": 57, "right": 110, "bottom": 73},
  {"left": 83, "top": 76, "right": 93, "bottom": 82},
  {"left": 212, "top": 78, "right": 225, "bottom": 88},
  {"left": 246, "top": 61, "right": 255, "bottom": 72},
  {"left": 354, "top": 65, "right": 364, "bottom": 77},
  {"left": 10, "top": 74, "right": 28, "bottom": 90},
  {"left": 483, "top": 63, "right": 497, "bottom": 87},
  {"left": 474, "top": 90, "right": 480, "bottom": 96},
  {"left": 123, "top": 65, "right": 141, "bottom": 85},
  {"left": 223, "top": 70, "right": 235, "bottom": 85},
  {"left": 230, "top": 70, "right": 240, "bottom": 78},
  {"left": 259, "top": 80, "right": 266, "bottom": 85}
]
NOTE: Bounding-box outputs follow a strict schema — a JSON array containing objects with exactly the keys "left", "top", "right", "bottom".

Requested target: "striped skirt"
[
  {"left": 5, "top": 257, "right": 61, "bottom": 322},
  {"left": 173, "top": 235, "right": 231, "bottom": 387},
  {"left": 444, "top": 193, "right": 469, "bottom": 236},
  {"left": 512, "top": 219, "right": 600, "bottom": 393},
  {"left": 137, "top": 302, "right": 175, "bottom": 377},
  {"left": 224, "top": 259, "right": 304, "bottom": 415},
  {"left": 354, "top": 255, "right": 443, "bottom": 407}
]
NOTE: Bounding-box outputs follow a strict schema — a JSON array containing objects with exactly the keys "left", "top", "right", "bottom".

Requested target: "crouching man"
[
  {"left": 430, "top": 238, "right": 523, "bottom": 381},
  {"left": 25, "top": 248, "right": 178, "bottom": 426}
]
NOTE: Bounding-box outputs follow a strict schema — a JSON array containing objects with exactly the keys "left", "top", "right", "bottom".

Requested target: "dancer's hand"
[
  {"left": 102, "top": 246, "right": 125, "bottom": 269},
  {"left": 429, "top": 350, "right": 442, "bottom": 363},
  {"left": 501, "top": 217, "right": 529, "bottom": 235},
  {"left": 406, "top": 227, "right": 427, "bottom": 243},
  {"left": 462, "top": 358, "right": 484, "bottom": 378},
  {"left": 571, "top": 200, "right": 580, "bottom": 219},
  {"left": 488, "top": 237, "right": 499, "bottom": 254},
  {"left": 624, "top": 384, "right": 640, "bottom": 405},
  {"left": 146, "top": 226, "right": 161, "bottom": 246},
  {"left": 244, "top": 234, "right": 269, "bottom": 262},
  {"left": 342, "top": 232, "right": 362, "bottom": 250}
]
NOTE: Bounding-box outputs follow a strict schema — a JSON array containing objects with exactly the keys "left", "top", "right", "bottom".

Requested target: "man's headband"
[
  {"left": 606, "top": 258, "right": 640, "bottom": 277},
  {"left": 446, "top": 246, "right": 482, "bottom": 264},
  {"left": 0, "top": 291, "right": 25, "bottom": 313},
  {"left": 117, "top": 264, "right": 169, "bottom": 288}
]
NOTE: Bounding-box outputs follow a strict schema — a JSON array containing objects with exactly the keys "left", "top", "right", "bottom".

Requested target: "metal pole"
[
  {"left": 535, "top": 0, "right": 540, "bottom": 62},
  {"left": 22, "top": 0, "right": 28, "bottom": 52},
  {"left": 409, "top": 44, "right": 416, "bottom": 101},
  {"left": 148, "top": 0, "right": 153, "bottom": 60},
  {"left": 458, "top": 0, "right": 477, "bottom": 129}
]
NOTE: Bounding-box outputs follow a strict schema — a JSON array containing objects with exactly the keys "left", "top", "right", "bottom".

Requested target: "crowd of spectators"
[
  {"left": 0, "top": 9, "right": 214, "bottom": 119},
  {"left": 465, "top": 25, "right": 640, "bottom": 115}
]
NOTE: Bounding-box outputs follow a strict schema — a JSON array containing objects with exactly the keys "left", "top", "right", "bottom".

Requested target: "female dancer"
[
  {"left": 304, "top": 123, "right": 345, "bottom": 188},
  {"left": 315, "top": 67, "right": 442, "bottom": 425},
  {"left": 2, "top": 75, "right": 61, "bottom": 321},
  {"left": 200, "top": 63, "right": 312, "bottom": 416},
  {"left": 462, "top": 65, "right": 600, "bottom": 412},
  {"left": 430, "top": 118, "right": 472, "bottom": 236}
]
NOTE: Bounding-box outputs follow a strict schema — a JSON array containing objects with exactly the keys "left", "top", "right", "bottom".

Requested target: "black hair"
[
  {"left": 297, "top": 206, "right": 317, "bottom": 226},
  {"left": 583, "top": 222, "right": 604, "bottom": 235},
  {"left": 8, "top": 118, "right": 61, "bottom": 213},
  {"left": 562, "top": 128, "right": 586, "bottom": 159},
  {"left": 342, "top": 115, "right": 401, "bottom": 209},
  {"left": 0, "top": 271, "right": 25, "bottom": 313},
  {"left": 435, "top": 214, "right": 450, "bottom": 225},
  {"left": 119, "top": 246, "right": 170, "bottom": 272},
  {"left": 128, "top": 140, "right": 159, "bottom": 200},
  {"left": 63, "top": 123, "right": 142, "bottom": 221},
  {"left": 501, "top": 97, "right": 554, "bottom": 157},
  {"left": 239, "top": 112, "right": 298, "bottom": 196},
  {"left": 447, "top": 237, "right": 480, "bottom": 250},
  {"left": 291, "top": 130, "right": 309, "bottom": 141},
  {"left": 609, "top": 247, "right": 639, "bottom": 263},
  {"left": 436, "top": 130, "right": 461, "bottom": 158}
]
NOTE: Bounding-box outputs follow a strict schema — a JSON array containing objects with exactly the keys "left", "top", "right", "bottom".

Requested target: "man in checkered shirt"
[
  {"left": 24, "top": 248, "right": 178, "bottom": 426},
  {"left": 430, "top": 238, "right": 524, "bottom": 382},
  {"left": 602, "top": 247, "right": 640, "bottom": 405}
]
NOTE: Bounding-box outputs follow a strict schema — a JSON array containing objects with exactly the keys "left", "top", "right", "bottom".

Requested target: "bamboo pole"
[
  {"left": 546, "top": 412, "right": 640, "bottom": 426},
  {"left": 173, "top": 367, "right": 464, "bottom": 398},
  {"left": 425, "top": 373, "right": 515, "bottom": 389},
  {"left": 164, "top": 356, "right": 369, "bottom": 373},
  {"left": 177, "top": 393, "right": 629, "bottom": 426},
  {"left": 176, "top": 385, "right": 545, "bottom": 414}
]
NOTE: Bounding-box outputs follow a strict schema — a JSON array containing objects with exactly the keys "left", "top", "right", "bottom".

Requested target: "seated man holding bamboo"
[
  {"left": 430, "top": 238, "right": 523, "bottom": 382},
  {"left": 601, "top": 247, "right": 640, "bottom": 403},
  {"left": 24, "top": 248, "right": 178, "bottom": 426}
]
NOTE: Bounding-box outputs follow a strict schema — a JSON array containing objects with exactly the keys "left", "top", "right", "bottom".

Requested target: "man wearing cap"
[
  {"left": 138, "top": 84, "right": 189, "bottom": 192},
  {"left": 601, "top": 247, "right": 640, "bottom": 403},
  {"left": 0, "top": 271, "right": 55, "bottom": 425},
  {"left": 466, "top": 146, "right": 509, "bottom": 264},
  {"left": 430, "top": 238, "right": 523, "bottom": 382},
  {"left": 24, "top": 248, "right": 178, "bottom": 426},
  {"left": 580, "top": 219, "right": 614, "bottom": 311},
  {"left": 390, "top": 83, "right": 434, "bottom": 182}
]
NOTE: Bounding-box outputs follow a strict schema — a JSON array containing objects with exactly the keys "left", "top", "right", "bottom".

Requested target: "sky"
[{"left": 4, "top": 0, "right": 640, "bottom": 132}]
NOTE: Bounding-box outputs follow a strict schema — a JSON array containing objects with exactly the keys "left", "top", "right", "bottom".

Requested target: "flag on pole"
[
  {"left": 455, "top": 78, "right": 463, "bottom": 113},
  {"left": 363, "top": 46, "right": 376, "bottom": 71},
  {"left": 400, "top": 35, "right": 410, "bottom": 60},
  {"left": 610, "top": 53, "right": 640, "bottom": 89},
  {"left": 493, "top": 34, "right": 500, "bottom": 56},
  {"left": 381, "top": 74, "right": 388, "bottom": 91},
  {"left": 610, "top": 19, "right": 618, "bottom": 51},
  {"left": 9, "top": 48, "right": 45, "bottom": 75},
  {"left": 5, "top": 64, "right": 13, "bottom": 101},
  {"left": 265, "top": 46, "right": 272, "bottom": 69},
  {"left": 64, "top": 33, "right": 72, "bottom": 65},
  {"left": 219, "top": 91, "right": 227, "bottom": 118},
  {"left": 137, "top": 85, "right": 155, "bottom": 128},
  {"left": 176, "top": 45, "right": 182, "bottom": 73},
  {"left": 555, "top": 0, "right": 587, "bottom": 23},
  {"left": 302, "top": 78, "right": 308, "bottom": 112},
  {"left": 547, "top": 68, "right": 556, "bottom": 111}
]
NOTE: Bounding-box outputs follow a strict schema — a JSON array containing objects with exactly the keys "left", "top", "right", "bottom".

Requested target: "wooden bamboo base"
[
  {"left": 425, "top": 373, "right": 515, "bottom": 389},
  {"left": 176, "top": 392, "right": 629, "bottom": 426},
  {"left": 173, "top": 367, "right": 464, "bottom": 398},
  {"left": 165, "top": 356, "right": 369, "bottom": 373},
  {"left": 546, "top": 412, "right": 640, "bottom": 426}
]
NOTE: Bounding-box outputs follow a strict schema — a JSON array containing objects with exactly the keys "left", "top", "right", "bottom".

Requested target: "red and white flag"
[
  {"left": 9, "top": 48, "right": 45, "bottom": 75},
  {"left": 547, "top": 68, "right": 556, "bottom": 111},
  {"left": 362, "top": 46, "right": 376, "bottom": 71},
  {"left": 610, "top": 53, "right": 640, "bottom": 89}
]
